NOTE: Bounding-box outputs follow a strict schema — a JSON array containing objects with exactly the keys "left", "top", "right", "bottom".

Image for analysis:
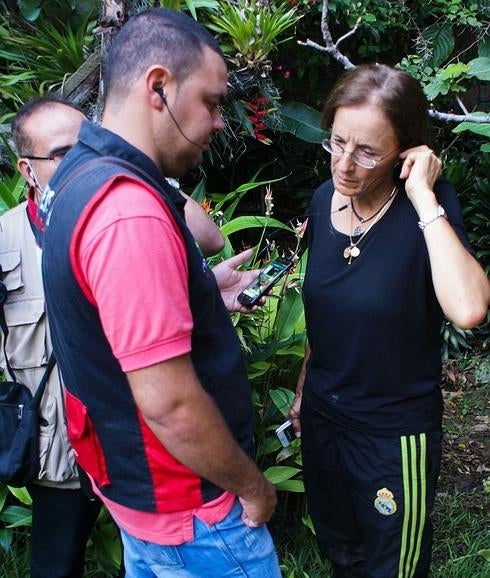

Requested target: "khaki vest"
[{"left": 0, "top": 202, "right": 78, "bottom": 487}]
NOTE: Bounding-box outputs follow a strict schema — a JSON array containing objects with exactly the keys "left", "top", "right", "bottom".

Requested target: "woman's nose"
[{"left": 336, "top": 149, "right": 356, "bottom": 171}]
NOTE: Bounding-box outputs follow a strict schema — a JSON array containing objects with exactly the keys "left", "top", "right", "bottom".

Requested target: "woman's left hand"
[{"left": 399, "top": 145, "right": 442, "bottom": 212}]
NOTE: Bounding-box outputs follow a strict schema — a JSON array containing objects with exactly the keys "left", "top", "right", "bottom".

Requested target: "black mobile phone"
[
  {"left": 237, "top": 257, "right": 293, "bottom": 307},
  {"left": 275, "top": 419, "right": 296, "bottom": 448}
]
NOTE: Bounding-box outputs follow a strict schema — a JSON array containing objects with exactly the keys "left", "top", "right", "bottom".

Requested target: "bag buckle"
[{"left": 17, "top": 404, "right": 24, "bottom": 420}]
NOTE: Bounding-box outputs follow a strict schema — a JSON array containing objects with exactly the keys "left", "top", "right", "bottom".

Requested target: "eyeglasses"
[
  {"left": 322, "top": 139, "right": 397, "bottom": 170},
  {"left": 21, "top": 150, "right": 69, "bottom": 165}
]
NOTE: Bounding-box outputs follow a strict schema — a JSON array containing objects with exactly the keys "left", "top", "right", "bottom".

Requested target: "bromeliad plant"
[{"left": 207, "top": 0, "right": 302, "bottom": 73}]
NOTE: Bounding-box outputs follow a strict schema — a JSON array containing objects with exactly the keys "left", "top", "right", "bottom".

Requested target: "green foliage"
[
  {"left": 431, "top": 491, "right": 490, "bottom": 577},
  {"left": 273, "top": 102, "right": 327, "bottom": 144},
  {"left": 0, "top": 171, "right": 26, "bottom": 215},
  {"left": 154, "top": 0, "right": 219, "bottom": 20},
  {"left": 207, "top": 0, "right": 302, "bottom": 69},
  {"left": 0, "top": 485, "right": 32, "bottom": 554},
  {"left": 444, "top": 153, "right": 490, "bottom": 275},
  {"left": 0, "top": 13, "right": 96, "bottom": 112},
  {"left": 85, "top": 508, "right": 122, "bottom": 577},
  {"left": 17, "top": 0, "right": 98, "bottom": 27}
]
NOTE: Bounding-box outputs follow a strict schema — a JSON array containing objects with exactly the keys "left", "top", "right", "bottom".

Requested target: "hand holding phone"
[{"left": 237, "top": 257, "right": 293, "bottom": 308}]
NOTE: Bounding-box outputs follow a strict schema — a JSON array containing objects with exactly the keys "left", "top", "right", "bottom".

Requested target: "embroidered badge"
[{"left": 374, "top": 487, "right": 397, "bottom": 516}]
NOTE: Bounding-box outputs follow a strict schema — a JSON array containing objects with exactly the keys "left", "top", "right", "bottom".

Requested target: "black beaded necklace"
[{"left": 351, "top": 185, "right": 398, "bottom": 224}]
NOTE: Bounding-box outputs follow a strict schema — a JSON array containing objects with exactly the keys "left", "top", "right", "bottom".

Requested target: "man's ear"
[
  {"left": 17, "top": 158, "right": 35, "bottom": 187},
  {"left": 146, "top": 65, "right": 173, "bottom": 109}
]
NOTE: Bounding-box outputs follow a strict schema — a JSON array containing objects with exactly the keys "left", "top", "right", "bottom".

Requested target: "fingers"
[
  {"left": 398, "top": 146, "right": 442, "bottom": 192},
  {"left": 289, "top": 416, "right": 302, "bottom": 437},
  {"left": 287, "top": 394, "right": 302, "bottom": 437},
  {"left": 224, "top": 247, "right": 254, "bottom": 269},
  {"left": 238, "top": 484, "right": 277, "bottom": 527}
]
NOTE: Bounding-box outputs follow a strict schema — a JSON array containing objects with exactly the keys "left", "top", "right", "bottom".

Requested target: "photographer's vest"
[
  {"left": 0, "top": 202, "right": 78, "bottom": 487},
  {"left": 40, "top": 122, "right": 253, "bottom": 513}
]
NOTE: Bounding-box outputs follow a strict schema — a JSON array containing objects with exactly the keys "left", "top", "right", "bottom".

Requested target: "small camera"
[{"left": 275, "top": 419, "right": 296, "bottom": 448}]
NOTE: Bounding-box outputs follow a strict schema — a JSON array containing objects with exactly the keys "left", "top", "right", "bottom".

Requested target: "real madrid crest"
[{"left": 374, "top": 487, "right": 397, "bottom": 516}]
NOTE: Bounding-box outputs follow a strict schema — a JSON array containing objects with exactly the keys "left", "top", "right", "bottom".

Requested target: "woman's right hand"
[{"left": 287, "top": 345, "right": 310, "bottom": 438}]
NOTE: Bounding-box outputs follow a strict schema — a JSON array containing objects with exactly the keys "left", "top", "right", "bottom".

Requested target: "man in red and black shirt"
[{"left": 40, "top": 9, "right": 281, "bottom": 578}]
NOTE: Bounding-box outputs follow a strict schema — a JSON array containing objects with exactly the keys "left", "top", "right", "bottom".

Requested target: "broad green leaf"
[
  {"left": 190, "top": 178, "right": 207, "bottom": 203},
  {"left": 467, "top": 57, "right": 490, "bottom": 81},
  {"left": 235, "top": 175, "right": 286, "bottom": 193},
  {"left": 220, "top": 215, "right": 291, "bottom": 236},
  {"left": 452, "top": 121, "right": 490, "bottom": 138},
  {"left": 275, "top": 479, "right": 304, "bottom": 492},
  {"left": 275, "top": 102, "right": 327, "bottom": 144},
  {"left": 274, "top": 289, "right": 305, "bottom": 342},
  {"left": 259, "top": 435, "right": 282, "bottom": 456},
  {"left": 423, "top": 23, "right": 454, "bottom": 68},
  {"left": 477, "top": 549, "right": 490, "bottom": 562},
  {"left": 263, "top": 466, "right": 300, "bottom": 484},
  {"left": 7, "top": 486, "right": 32, "bottom": 505},
  {"left": 0, "top": 504, "right": 32, "bottom": 527},
  {"left": 270, "top": 387, "right": 295, "bottom": 415},
  {"left": 440, "top": 62, "right": 469, "bottom": 81},
  {"left": 275, "top": 341, "right": 307, "bottom": 357}
]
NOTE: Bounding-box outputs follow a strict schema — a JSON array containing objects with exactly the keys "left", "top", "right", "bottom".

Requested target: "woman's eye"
[{"left": 357, "top": 150, "right": 376, "bottom": 160}]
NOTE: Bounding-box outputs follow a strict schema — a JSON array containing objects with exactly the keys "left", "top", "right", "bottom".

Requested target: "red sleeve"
[{"left": 75, "top": 179, "right": 193, "bottom": 372}]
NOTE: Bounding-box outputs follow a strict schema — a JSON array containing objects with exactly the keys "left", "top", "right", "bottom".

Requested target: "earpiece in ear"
[{"left": 155, "top": 87, "right": 166, "bottom": 102}]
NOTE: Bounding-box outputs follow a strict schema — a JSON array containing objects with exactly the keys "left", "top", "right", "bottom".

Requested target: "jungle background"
[{"left": 0, "top": 0, "right": 488, "bottom": 576}]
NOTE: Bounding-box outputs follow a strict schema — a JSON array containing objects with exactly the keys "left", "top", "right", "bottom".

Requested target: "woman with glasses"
[{"left": 288, "top": 64, "right": 489, "bottom": 578}]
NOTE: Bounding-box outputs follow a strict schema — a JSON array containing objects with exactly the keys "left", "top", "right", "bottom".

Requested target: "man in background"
[{"left": 0, "top": 96, "right": 101, "bottom": 578}]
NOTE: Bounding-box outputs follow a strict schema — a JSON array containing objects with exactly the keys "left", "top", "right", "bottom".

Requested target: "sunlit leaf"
[
  {"left": 263, "top": 465, "right": 300, "bottom": 484},
  {"left": 270, "top": 387, "right": 295, "bottom": 415},
  {"left": 275, "top": 479, "right": 304, "bottom": 492},
  {"left": 467, "top": 57, "right": 490, "bottom": 81}
]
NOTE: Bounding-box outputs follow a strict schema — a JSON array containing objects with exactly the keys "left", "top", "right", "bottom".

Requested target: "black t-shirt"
[{"left": 303, "top": 179, "right": 472, "bottom": 435}]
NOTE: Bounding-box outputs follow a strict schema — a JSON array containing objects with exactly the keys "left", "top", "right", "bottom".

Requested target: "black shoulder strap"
[
  {"left": 0, "top": 264, "right": 17, "bottom": 382},
  {"left": 31, "top": 352, "right": 56, "bottom": 407}
]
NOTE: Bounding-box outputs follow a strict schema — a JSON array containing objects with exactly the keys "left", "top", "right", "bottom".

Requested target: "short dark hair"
[
  {"left": 322, "top": 64, "right": 433, "bottom": 150},
  {"left": 103, "top": 8, "right": 224, "bottom": 101},
  {"left": 11, "top": 95, "right": 83, "bottom": 155}
]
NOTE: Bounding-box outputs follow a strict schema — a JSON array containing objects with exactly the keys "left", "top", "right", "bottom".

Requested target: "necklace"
[
  {"left": 351, "top": 185, "right": 398, "bottom": 224},
  {"left": 343, "top": 187, "right": 398, "bottom": 264}
]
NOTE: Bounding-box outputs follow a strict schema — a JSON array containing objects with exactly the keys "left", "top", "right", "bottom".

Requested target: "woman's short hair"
[{"left": 322, "top": 64, "right": 433, "bottom": 149}]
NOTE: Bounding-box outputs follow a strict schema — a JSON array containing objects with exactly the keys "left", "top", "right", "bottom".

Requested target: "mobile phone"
[
  {"left": 237, "top": 257, "right": 293, "bottom": 307},
  {"left": 275, "top": 419, "right": 296, "bottom": 448}
]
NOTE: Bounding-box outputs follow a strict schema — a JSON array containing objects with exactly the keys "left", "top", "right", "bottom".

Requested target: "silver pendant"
[{"left": 343, "top": 244, "right": 360, "bottom": 264}]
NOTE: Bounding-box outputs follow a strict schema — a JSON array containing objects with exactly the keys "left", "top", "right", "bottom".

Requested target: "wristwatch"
[{"left": 418, "top": 205, "right": 446, "bottom": 231}]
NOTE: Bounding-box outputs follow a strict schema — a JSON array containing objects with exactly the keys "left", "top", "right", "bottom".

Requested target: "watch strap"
[{"left": 418, "top": 205, "right": 446, "bottom": 231}]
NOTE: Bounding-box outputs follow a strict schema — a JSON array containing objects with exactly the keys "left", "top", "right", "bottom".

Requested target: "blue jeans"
[{"left": 120, "top": 499, "right": 282, "bottom": 577}]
